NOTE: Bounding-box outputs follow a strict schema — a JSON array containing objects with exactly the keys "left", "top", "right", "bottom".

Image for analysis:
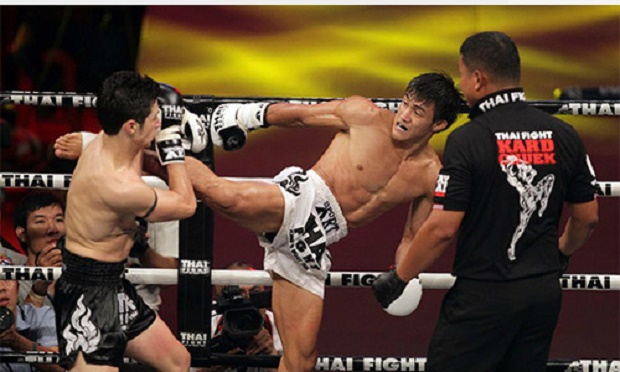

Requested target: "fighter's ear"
[
  {"left": 432, "top": 120, "right": 448, "bottom": 133},
  {"left": 122, "top": 119, "right": 139, "bottom": 135}
]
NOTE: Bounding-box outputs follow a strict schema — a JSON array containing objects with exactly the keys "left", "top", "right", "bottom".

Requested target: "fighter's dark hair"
[
  {"left": 405, "top": 71, "right": 464, "bottom": 132},
  {"left": 96, "top": 71, "right": 160, "bottom": 135}
]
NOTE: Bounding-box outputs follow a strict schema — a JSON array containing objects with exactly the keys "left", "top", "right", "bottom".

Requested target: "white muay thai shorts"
[{"left": 259, "top": 166, "right": 348, "bottom": 298}]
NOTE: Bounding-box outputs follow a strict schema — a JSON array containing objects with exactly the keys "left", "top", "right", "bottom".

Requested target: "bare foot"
[{"left": 54, "top": 132, "right": 83, "bottom": 160}]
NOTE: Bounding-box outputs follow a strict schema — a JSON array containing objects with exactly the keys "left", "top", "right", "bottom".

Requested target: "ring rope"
[
  {"left": 1, "top": 90, "right": 619, "bottom": 116},
  {"left": 1, "top": 172, "right": 619, "bottom": 197},
  {"left": 1, "top": 266, "right": 618, "bottom": 290},
  {"left": 0, "top": 351, "right": 616, "bottom": 371}
]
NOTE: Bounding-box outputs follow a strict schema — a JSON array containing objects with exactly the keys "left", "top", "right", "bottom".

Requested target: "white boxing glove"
[
  {"left": 210, "top": 103, "right": 270, "bottom": 151},
  {"left": 181, "top": 108, "right": 208, "bottom": 153},
  {"left": 235, "top": 102, "right": 270, "bottom": 132},
  {"left": 210, "top": 104, "right": 248, "bottom": 151},
  {"left": 372, "top": 268, "right": 423, "bottom": 317},
  {"left": 385, "top": 278, "right": 423, "bottom": 316}
]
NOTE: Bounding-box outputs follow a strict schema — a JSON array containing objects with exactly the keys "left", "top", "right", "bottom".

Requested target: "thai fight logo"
[
  {"left": 289, "top": 215, "right": 330, "bottom": 271},
  {"left": 500, "top": 154, "right": 555, "bottom": 260},
  {"left": 277, "top": 170, "right": 309, "bottom": 196},
  {"left": 180, "top": 260, "right": 210, "bottom": 275},
  {"left": 63, "top": 295, "right": 101, "bottom": 355},
  {"left": 161, "top": 104, "right": 183, "bottom": 121},
  {"left": 496, "top": 130, "right": 556, "bottom": 165}
]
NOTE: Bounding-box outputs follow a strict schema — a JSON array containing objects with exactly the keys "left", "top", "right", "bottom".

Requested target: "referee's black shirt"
[{"left": 434, "top": 88, "right": 598, "bottom": 280}]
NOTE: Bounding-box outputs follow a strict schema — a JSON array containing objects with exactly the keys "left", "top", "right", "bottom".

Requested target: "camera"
[
  {"left": 210, "top": 285, "right": 271, "bottom": 353},
  {"left": 0, "top": 306, "right": 15, "bottom": 333}
]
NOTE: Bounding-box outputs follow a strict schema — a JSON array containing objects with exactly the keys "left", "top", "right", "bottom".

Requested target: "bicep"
[
  {"left": 103, "top": 180, "right": 188, "bottom": 221},
  {"left": 268, "top": 99, "right": 358, "bottom": 130},
  {"left": 145, "top": 187, "right": 195, "bottom": 222}
]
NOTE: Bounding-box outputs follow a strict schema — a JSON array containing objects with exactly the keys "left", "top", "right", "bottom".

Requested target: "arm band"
[{"left": 139, "top": 188, "right": 158, "bottom": 219}]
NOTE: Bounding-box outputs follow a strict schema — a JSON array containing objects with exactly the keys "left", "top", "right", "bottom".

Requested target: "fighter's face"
[
  {"left": 137, "top": 101, "right": 162, "bottom": 147},
  {"left": 392, "top": 93, "right": 436, "bottom": 142}
]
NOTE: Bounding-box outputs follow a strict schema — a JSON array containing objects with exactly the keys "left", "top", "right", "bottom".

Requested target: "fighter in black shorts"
[{"left": 56, "top": 71, "right": 200, "bottom": 371}]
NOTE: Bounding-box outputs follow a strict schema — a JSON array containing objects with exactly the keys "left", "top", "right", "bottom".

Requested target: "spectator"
[
  {"left": 13, "top": 191, "right": 65, "bottom": 307},
  {"left": 0, "top": 253, "right": 63, "bottom": 372}
]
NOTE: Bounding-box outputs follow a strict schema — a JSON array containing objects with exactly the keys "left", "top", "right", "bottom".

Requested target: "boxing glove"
[
  {"left": 210, "top": 103, "right": 270, "bottom": 151},
  {"left": 181, "top": 108, "right": 208, "bottom": 154},
  {"left": 156, "top": 83, "right": 185, "bottom": 165},
  {"left": 372, "top": 268, "right": 423, "bottom": 317}
]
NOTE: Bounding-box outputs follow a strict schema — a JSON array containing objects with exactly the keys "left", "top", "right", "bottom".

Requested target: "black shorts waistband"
[{"left": 62, "top": 248, "right": 127, "bottom": 286}]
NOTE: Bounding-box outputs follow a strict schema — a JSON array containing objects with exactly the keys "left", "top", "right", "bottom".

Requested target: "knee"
[
  {"left": 282, "top": 349, "right": 317, "bottom": 372},
  {"left": 170, "top": 348, "right": 191, "bottom": 372}
]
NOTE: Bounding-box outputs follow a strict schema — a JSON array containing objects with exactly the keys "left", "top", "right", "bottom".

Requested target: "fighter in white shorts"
[
  {"left": 260, "top": 167, "right": 348, "bottom": 299},
  {"left": 144, "top": 72, "right": 463, "bottom": 371}
]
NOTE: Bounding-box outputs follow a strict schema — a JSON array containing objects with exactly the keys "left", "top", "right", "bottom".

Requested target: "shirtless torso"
[
  {"left": 65, "top": 134, "right": 147, "bottom": 262},
  {"left": 311, "top": 97, "right": 440, "bottom": 229},
  {"left": 65, "top": 99, "right": 195, "bottom": 263}
]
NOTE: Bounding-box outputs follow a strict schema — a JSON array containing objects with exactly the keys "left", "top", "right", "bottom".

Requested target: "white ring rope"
[
  {"left": 1, "top": 266, "right": 618, "bottom": 290},
  {"left": 2, "top": 351, "right": 616, "bottom": 371},
  {"left": 2, "top": 90, "right": 620, "bottom": 117},
  {"left": 1, "top": 172, "right": 619, "bottom": 197}
]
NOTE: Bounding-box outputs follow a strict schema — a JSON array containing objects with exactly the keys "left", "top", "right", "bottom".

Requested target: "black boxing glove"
[
  {"left": 129, "top": 220, "right": 149, "bottom": 258},
  {"left": 372, "top": 267, "right": 423, "bottom": 316},
  {"left": 372, "top": 268, "right": 407, "bottom": 308},
  {"left": 156, "top": 83, "right": 185, "bottom": 165}
]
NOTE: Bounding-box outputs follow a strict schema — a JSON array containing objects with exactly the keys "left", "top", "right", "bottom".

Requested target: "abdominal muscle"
[{"left": 313, "top": 151, "right": 406, "bottom": 229}]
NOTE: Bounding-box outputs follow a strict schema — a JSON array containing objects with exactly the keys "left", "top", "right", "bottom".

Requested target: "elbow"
[
  {"left": 575, "top": 211, "right": 599, "bottom": 233},
  {"left": 180, "top": 196, "right": 197, "bottom": 218},
  {"left": 426, "top": 218, "right": 458, "bottom": 245}
]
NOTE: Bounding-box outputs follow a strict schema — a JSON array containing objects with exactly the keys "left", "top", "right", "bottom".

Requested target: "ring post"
[{"left": 177, "top": 98, "right": 215, "bottom": 365}]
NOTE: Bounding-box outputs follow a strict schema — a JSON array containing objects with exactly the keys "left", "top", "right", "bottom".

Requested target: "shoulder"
[
  {"left": 340, "top": 96, "right": 382, "bottom": 116},
  {"left": 339, "top": 96, "right": 390, "bottom": 126},
  {"left": 0, "top": 246, "right": 26, "bottom": 265},
  {"left": 100, "top": 171, "right": 152, "bottom": 206},
  {"left": 20, "top": 304, "right": 56, "bottom": 326},
  {"left": 446, "top": 121, "right": 483, "bottom": 145}
]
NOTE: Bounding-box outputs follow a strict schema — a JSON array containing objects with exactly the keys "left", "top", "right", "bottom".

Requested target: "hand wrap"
[{"left": 156, "top": 83, "right": 185, "bottom": 165}]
